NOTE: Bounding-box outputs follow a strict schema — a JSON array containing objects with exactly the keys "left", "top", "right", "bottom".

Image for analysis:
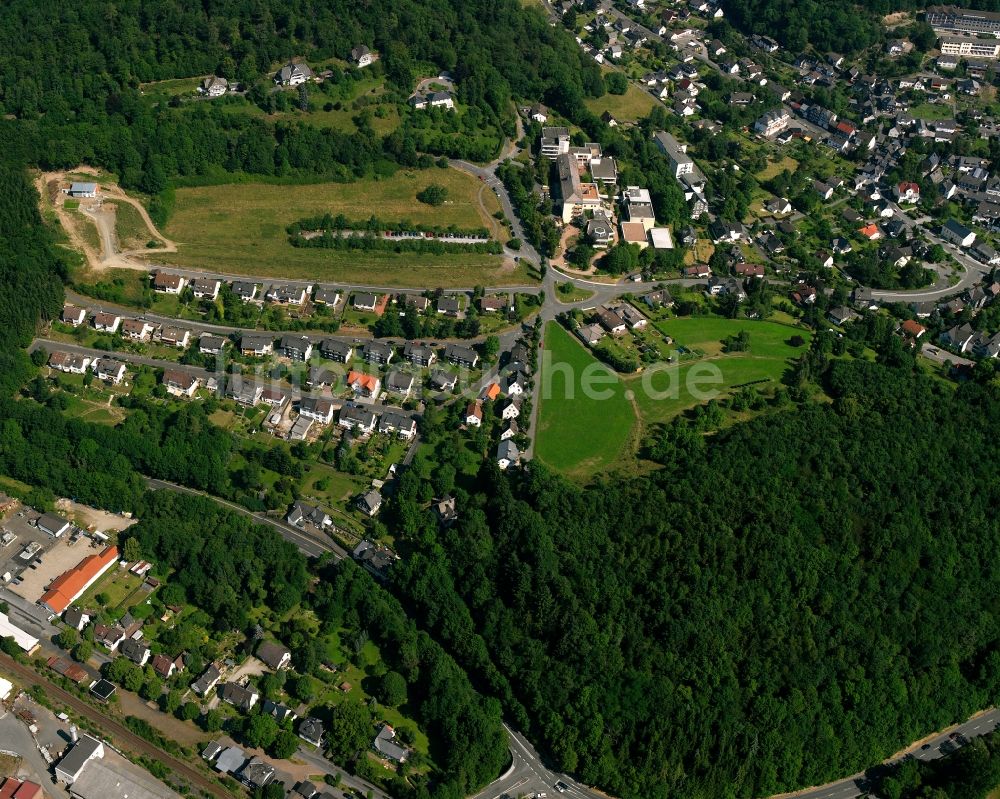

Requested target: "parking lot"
[{"left": 0, "top": 504, "right": 91, "bottom": 601}]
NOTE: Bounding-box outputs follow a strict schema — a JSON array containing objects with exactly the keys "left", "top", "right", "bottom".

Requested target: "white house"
[
  {"left": 201, "top": 76, "right": 229, "bottom": 97},
  {"left": 351, "top": 46, "right": 374, "bottom": 68},
  {"left": 941, "top": 219, "right": 976, "bottom": 248},
  {"left": 275, "top": 62, "right": 314, "bottom": 86},
  {"left": 497, "top": 440, "right": 521, "bottom": 470}
]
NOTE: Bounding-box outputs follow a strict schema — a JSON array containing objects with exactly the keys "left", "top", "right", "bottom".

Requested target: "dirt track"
[{"left": 36, "top": 169, "right": 177, "bottom": 273}]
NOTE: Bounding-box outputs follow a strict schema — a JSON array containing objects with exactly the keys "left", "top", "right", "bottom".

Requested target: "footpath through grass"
[
  {"left": 157, "top": 168, "right": 522, "bottom": 287},
  {"left": 536, "top": 321, "right": 636, "bottom": 479}
]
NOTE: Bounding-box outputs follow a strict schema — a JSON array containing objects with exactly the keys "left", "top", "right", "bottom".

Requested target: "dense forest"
[
  {"left": 385, "top": 360, "right": 1000, "bottom": 799},
  {"left": 723, "top": 0, "right": 1000, "bottom": 53},
  {"left": 0, "top": 0, "right": 603, "bottom": 192}
]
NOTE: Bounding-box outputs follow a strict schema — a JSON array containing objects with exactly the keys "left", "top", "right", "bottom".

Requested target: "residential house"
[
  {"left": 162, "top": 369, "right": 200, "bottom": 398},
  {"left": 828, "top": 306, "right": 860, "bottom": 326},
  {"left": 497, "top": 440, "right": 521, "bottom": 470},
  {"left": 299, "top": 397, "right": 335, "bottom": 424},
  {"left": 384, "top": 370, "right": 414, "bottom": 398},
  {"left": 320, "top": 339, "right": 354, "bottom": 363},
  {"left": 501, "top": 398, "right": 521, "bottom": 420},
  {"left": 218, "top": 682, "right": 260, "bottom": 711},
  {"left": 61, "top": 305, "right": 87, "bottom": 327},
  {"left": 901, "top": 319, "right": 926, "bottom": 339},
  {"left": 49, "top": 351, "right": 91, "bottom": 375},
  {"left": 199, "top": 334, "right": 227, "bottom": 355},
  {"left": 403, "top": 342, "right": 437, "bottom": 366},
  {"left": 287, "top": 501, "right": 332, "bottom": 530},
  {"left": 267, "top": 284, "right": 308, "bottom": 305},
  {"left": 596, "top": 308, "right": 627, "bottom": 335},
  {"left": 256, "top": 641, "right": 292, "bottom": 670},
  {"left": 227, "top": 381, "right": 263, "bottom": 407},
  {"left": 465, "top": 400, "right": 483, "bottom": 427},
  {"left": 119, "top": 638, "right": 151, "bottom": 666},
  {"left": 299, "top": 718, "right": 325, "bottom": 747},
  {"left": 280, "top": 335, "right": 313, "bottom": 361},
  {"left": 231, "top": 281, "right": 258, "bottom": 302},
  {"left": 357, "top": 490, "right": 383, "bottom": 517},
  {"left": 152, "top": 272, "right": 186, "bottom": 294},
  {"left": 201, "top": 76, "right": 228, "bottom": 97},
  {"left": 120, "top": 318, "right": 154, "bottom": 342},
  {"left": 313, "top": 287, "right": 341, "bottom": 306},
  {"left": 92, "top": 312, "right": 121, "bottom": 333},
  {"left": 941, "top": 219, "right": 976, "bottom": 247},
  {"left": 437, "top": 296, "right": 463, "bottom": 317},
  {"left": 191, "top": 664, "right": 222, "bottom": 696},
  {"left": 159, "top": 326, "right": 191, "bottom": 348},
  {"left": 373, "top": 724, "right": 410, "bottom": 764},
  {"left": 275, "top": 61, "right": 314, "bottom": 86},
  {"left": 378, "top": 410, "right": 417, "bottom": 440},
  {"left": 362, "top": 341, "right": 395, "bottom": 365},
  {"left": 941, "top": 323, "right": 976, "bottom": 352},
  {"left": 351, "top": 45, "right": 374, "bottom": 67},
  {"left": 338, "top": 404, "right": 377, "bottom": 434},
  {"left": 430, "top": 370, "right": 457, "bottom": 391},
  {"left": 191, "top": 277, "right": 221, "bottom": 299},
  {"left": 241, "top": 333, "right": 274, "bottom": 357},
  {"left": 445, "top": 343, "right": 479, "bottom": 368},
  {"left": 92, "top": 358, "right": 127, "bottom": 384}
]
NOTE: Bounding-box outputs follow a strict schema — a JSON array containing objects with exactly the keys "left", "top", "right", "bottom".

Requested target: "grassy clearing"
[
  {"left": 72, "top": 209, "right": 104, "bottom": 256},
  {"left": 536, "top": 321, "right": 636, "bottom": 479},
  {"left": 114, "top": 201, "right": 159, "bottom": 250},
  {"left": 755, "top": 155, "right": 799, "bottom": 181},
  {"left": 139, "top": 76, "right": 204, "bottom": 102},
  {"left": 157, "top": 169, "right": 527, "bottom": 287},
  {"left": 909, "top": 102, "right": 955, "bottom": 120},
  {"left": 584, "top": 83, "right": 658, "bottom": 122},
  {"left": 629, "top": 316, "right": 811, "bottom": 425},
  {"left": 78, "top": 567, "right": 144, "bottom": 612}
]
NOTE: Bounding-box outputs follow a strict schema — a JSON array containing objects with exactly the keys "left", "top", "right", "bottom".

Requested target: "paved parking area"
[
  {"left": 9, "top": 535, "right": 96, "bottom": 604},
  {"left": 0, "top": 507, "right": 62, "bottom": 587}
]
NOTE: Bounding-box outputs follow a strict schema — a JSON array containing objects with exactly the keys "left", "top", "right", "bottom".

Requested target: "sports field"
[
  {"left": 156, "top": 168, "right": 524, "bottom": 287},
  {"left": 630, "top": 316, "right": 811, "bottom": 425},
  {"left": 535, "top": 322, "right": 636, "bottom": 479}
]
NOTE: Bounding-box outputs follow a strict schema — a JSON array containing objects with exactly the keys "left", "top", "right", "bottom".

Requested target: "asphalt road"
[
  {"left": 143, "top": 477, "right": 343, "bottom": 559},
  {"left": 471, "top": 724, "right": 609, "bottom": 799},
  {"left": 870, "top": 204, "right": 991, "bottom": 302},
  {"left": 784, "top": 708, "right": 1000, "bottom": 799}
]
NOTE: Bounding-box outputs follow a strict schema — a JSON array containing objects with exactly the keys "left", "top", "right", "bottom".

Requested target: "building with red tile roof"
[{"left": 39, "top": 546, "right": 118, "bottom": 615}]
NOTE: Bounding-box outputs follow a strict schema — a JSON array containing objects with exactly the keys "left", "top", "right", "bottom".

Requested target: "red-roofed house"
[
  {"left": 859, "top": 223, "right": 881, "bottom": 240},
  {"left": 39, "top": 546, "right": 119, "bottom": 615},
  {"left": 894, "top": 181, "right": 920, "bottom": 203},
  {"left": 481, "top": 382, "right": 501, "bottom": 402},
  {"left": 0, "top": 777, "right": 44, "bottom": 799},
  {"left": 346, "top": 371, "right": 380, "bottom": 398},
  {"left": 901, "top": 319, "right": 926, "bottom": 339}
]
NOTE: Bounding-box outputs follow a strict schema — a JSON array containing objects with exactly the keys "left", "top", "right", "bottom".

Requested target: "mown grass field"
[
  {"left": 156, "top": 169, "right": 524, "bottom": 287},
  {"left": 629, "top": 316, "right": 811, "bottom": 426},
  {"left": 755, "top": 155, "right": 799, "bottom": 181},
  {"left": 536, "top": 322, "right": 636, "bottom": 479},
  {"left": 584, "top": 83, "right": 658, "bottom": 122}
]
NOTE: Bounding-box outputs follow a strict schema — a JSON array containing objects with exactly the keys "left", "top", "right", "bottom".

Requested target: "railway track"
[{"left": 0, "top": 654, "right": 232, "bottom": 799}]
